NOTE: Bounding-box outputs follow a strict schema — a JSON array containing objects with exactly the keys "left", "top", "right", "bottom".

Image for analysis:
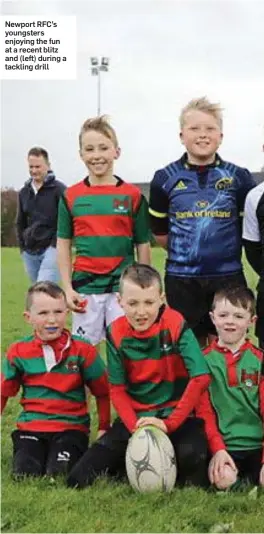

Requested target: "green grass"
[{"left": 1, "top": 247, "right": 263, "bottom": 534}]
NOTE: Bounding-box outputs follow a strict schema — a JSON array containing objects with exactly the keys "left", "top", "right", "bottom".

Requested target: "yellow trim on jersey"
[{"left": 149, "top": 207, "right": 168, "bottom": 218}]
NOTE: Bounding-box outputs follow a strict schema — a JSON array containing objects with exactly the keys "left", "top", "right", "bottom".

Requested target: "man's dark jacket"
[{"left": 16, "top": 171, "right": 66, "bottom": 253}]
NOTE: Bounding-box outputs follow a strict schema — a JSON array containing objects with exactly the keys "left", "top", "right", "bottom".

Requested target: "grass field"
[{"left": 1, "top": 247, "right": 264, "bottom": 534}]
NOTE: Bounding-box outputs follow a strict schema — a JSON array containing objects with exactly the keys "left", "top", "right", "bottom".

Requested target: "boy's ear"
[
  {"left": 115, "top": 147, "right": 121, "bottom": 160},
  {"left": 250, "top": 314, "right": 257, "bottom": 325},
  {"left": 160, "top": 292, "right": 166, "bottom": 304},
  {"left": 116, "top": 292, "right": 123, "bottom": 307},
  {"left": 179, "top": 132, "right": 184, "bottom": 146},
  {"left": 209, "top": 311, "right": 215, "bottom": 324},
  {"left": 23, "top": 310, "right": 31, "bottom": 324}
]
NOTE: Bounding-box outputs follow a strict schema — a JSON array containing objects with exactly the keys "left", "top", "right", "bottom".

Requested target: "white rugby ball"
[{"left": 125, "top": 425, "right": 177, "bottom": 493}]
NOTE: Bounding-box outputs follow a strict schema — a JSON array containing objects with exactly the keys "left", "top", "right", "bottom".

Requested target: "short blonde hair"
[
  {"left": 180, "top": 97, "right": 223, "bottom": 130},
  {"left": 79, "top": 115, "right": 118, "bottom": 148}
]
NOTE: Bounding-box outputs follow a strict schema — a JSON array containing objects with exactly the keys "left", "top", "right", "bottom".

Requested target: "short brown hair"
[
  {"left": 180, "top": 97, "right": 223, "bottom": 130},
  {"left": 26, "top": 281, "right": 66, "bottom": 310},
  {"left": 27, "top": 147, "right": 49, "bottom": 162},
  {"left": 212, "top": 286, "right": 256, "bottom": 316},
  {"left": 79, "top": 115, "right": 118, "bottom": 148},
  {"left": 119, "top": 263, "right": 163, "bottom": 294}
]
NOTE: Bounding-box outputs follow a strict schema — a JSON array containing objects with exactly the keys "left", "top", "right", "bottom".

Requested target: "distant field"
[{"left": 1, "top": 247, "right": 263, "bottom": 534}]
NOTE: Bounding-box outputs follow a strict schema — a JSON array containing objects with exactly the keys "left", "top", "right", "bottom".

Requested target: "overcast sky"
[{"left": 1, "top": 0, "right": 264, "bottom": 189}]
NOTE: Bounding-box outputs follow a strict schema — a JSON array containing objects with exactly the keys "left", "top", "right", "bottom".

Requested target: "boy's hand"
[
  {"left": 65, "top": 288, "right": 87, "bottom": 313},
  {"left": 96, "top": 429, "right": 106, "bottom": 440},
  {"left": 135, "top": 417, "right": 168, "bottom": 433},
  {"left": 208, "top": 450, "right": 237, "bottom": 485},
  {"left": 259, "top": 464, "right": 264, "bottom": 487}
]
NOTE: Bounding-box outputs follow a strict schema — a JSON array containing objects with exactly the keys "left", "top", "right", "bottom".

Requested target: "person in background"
[{"left": 16, "top": 147, "right": 66, "bottom": 283}]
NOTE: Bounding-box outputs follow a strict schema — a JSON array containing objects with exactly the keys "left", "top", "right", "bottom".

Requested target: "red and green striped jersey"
[
  {"left": 106, "top": 306, "right": 210, "bottom": 432},
  {"left": 57, "top": 176, "right": 150, "bottom": 294},
  {"left": 196, "top": 340, "right": 264, "bottom": 454},
  {"left": 1, "top": 330, "right": 110, "bottom": 433}
]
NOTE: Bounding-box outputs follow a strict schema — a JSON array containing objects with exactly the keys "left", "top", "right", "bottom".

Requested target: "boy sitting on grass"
[
  {"left": 67, "top": 263, "right": 210, "bottom": 489},
  {"left": 196, "top": 286, "right": 264, "bottom": 490},
  {"left": 1, "top": 281, "right": 110, "bottom": 479}
]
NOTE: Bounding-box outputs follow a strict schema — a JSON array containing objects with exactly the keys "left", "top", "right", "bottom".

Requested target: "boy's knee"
[
  {"left": 13, "top": 451, "right": 43, "bottom": 478},
  {"left": 67, "top": 442, "right": 119, "bottom": 489},
  {"left": 214, "top": 465, "right": 237, "bottom": 490}
]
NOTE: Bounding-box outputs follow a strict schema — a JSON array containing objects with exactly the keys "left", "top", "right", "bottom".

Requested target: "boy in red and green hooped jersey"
[
  {"left": 1, "top": 281, "right": 110, "bottom": 479},
  {"left": 57, "top": 116, "right": 151, "bottom": 346},
  {"left": 67, "top": 264, "right": 210, "bottom": 489},
  {"left": 196, "top": 286, "right": 264, "bottom": 489}
]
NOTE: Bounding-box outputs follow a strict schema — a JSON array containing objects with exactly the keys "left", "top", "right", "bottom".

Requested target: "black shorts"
[
  {"left": 11, "top": 429, "right": 88, "bottom": 478},
  {"left": 228, "top": 449, "right": 262, "bottom": 485},
  {"left": 165, "top": 272, "right": 247, "bottom": 338},
  {"left": 256, "top": 288, "right": 264, "bottom": 349},
  {"left": 67, "top": 417, "right": 208, "bottom": 489}
]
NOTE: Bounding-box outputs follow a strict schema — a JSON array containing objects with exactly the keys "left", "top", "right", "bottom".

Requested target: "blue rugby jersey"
[{"left": 149, "top": 154, "right": 255, "bottom": 277}]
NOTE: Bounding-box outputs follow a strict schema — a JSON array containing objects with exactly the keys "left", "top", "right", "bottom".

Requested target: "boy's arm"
[
  {"left": 133, "top": 195, "right": 151, "bottom": 265},
  {"left": 1, "top": 345, "right": 22, "bottom": 413},
  {"left": 56, "top": 196, "right": 85, "bottom": 312},
  {"left": 82, "top": 345, "right": 111, "bottom": 432},
  {"left": 242, "top": 187, "right": 262, "bottom": 275},
  {"left": 106, "top": 329, "right": 137, "bottom": 433},
  {"left": 196, "top": 390, "right": 226, "bottom": 454},
  {"left": 163, "top": 326, "right": 210, "bottom": 433},
  {"left": 149, "top": 170, "right": 169, "bottom": 249},
  {"left": 15, "top": 192, "right": 27, "bottom": 252},
  {"left": 259, "top": 367, "right": 264, "bottom": 464}
]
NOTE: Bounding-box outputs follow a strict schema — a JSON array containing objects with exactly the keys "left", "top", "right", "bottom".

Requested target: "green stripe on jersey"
[
  {"left": 74, "top": 235, "right": 133, "bottom": 258},
  {"left": 22, "top": 386, "right": 86, "bottom": 403},
  {"left": 18, "top": 411, "right": 89, "bottom": 425},
  {"left": 128, "top": 378, "right": 188, "bottom": 406},
  {"left": 72, "top": 194, "right": 132, "bottom": 217}
]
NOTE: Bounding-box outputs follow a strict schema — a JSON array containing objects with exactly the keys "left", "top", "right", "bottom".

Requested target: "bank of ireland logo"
[
  {"left": 113, "top": 197, "right": 129, "bottom": 213},
  {"left": 215, "top": 177, "right": 233, "bottom": 190}
]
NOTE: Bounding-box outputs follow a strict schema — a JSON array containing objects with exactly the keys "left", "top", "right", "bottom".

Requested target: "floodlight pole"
[{"left": 90, "top": 57, "right": 110, "bottom": 117}]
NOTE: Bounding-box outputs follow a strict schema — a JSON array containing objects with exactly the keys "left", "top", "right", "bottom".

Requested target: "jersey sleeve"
[
  {"left": 176, "top": 325, "right": 210, "bottom": 378},
  {"left": 133, "top": 195, "right": 151, "bottom": 244},
  {"left": 149, "top": 170, "right": 169, "bottom": 235},
  {"left": 243, "top": 188, "right": 261, "bottom": 242},
  {"left": 235, "top": 168, "right": 256, "bottom": 215},
  {"left": 106, "top": 326, "right": 137, "bottom": 432},
  {"left": 57, "top": 194, "right": 73, "bottom": 239},
  {"left": 81, "top": 343, "right": 110, "bottom": 431},
  {"left": 1, "top": 345, "right": 22, "bottom": 412},
  {"left": 196, "top": 390, "right": 226, "bottom": 454}
]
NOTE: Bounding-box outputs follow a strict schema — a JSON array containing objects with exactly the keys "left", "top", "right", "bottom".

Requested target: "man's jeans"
[{"left": 22, "top": 246, "right": 60, "bottom": 283}]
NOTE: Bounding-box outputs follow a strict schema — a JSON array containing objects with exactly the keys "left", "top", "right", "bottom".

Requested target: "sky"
[{"left": 1, "top": 0, "right": 264, "bottom": 189}]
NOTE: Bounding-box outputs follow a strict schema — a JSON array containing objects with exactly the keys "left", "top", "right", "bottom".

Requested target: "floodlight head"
[
  {"left": 91, "top": 67, "right": 99, "bottom": 75},
  {"left": 90, "top": 57, "right": 99, "bottom": 66},
  {"left": 101, "top": 57, "right": 109, "bottom": 67}
]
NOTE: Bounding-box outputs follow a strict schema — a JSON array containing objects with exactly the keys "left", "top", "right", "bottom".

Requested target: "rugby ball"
[{"left": 125, "top": 425, "right": 177, "bottom": 493}]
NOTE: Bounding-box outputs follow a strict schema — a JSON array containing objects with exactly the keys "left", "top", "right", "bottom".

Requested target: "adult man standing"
[
  {"left": 243, "top": 181, "right": 264, "bottom": 349},
  {"left": 16, "top": 147, "right": 66, "bottom": 283}
]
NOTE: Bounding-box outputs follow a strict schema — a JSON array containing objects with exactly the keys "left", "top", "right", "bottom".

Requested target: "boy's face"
[
  {"left": 119, "top": 280, "right": 164, "bottom": 332},
  {"left": 80, "top": 130, "right": 120, "bottom": 179},
  {"left": 180, "top": 110, "right": 223, "bottom": 164},
  {"left": 28, "top": 155, "right": 49, "bottom": 183},
  {"left": 24, "top": 293, "right": 68, "bottom": 341},
  {"left": 210, "top": 298, "right": 256, "bottom": 348}
]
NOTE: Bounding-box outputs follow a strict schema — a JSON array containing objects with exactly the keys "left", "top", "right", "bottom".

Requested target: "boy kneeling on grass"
[
  {"left": 1, "top": 281, "right": 110, "bottom": 480},
  {"left": 67, "top": 263, "right": 210, "bottom": 489},
  {"left": 196, "top": 286, "right": 264, "bottom": 490}
]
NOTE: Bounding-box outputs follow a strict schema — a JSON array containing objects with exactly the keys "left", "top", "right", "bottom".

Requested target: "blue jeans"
[{"left": 22, "top": 246, "right": 60, "bottom": 283}]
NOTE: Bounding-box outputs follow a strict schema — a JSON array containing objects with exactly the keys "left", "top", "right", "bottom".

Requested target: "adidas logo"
[{"left": 174, "top": 180, "right": 187, "bottom": 190}]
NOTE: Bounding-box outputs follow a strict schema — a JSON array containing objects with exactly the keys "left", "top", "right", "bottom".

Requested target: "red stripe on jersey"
[
  {"left": 130, "top": 398, "right": 177, "bottom": 412},
  {"left": 225, "top": 353, "right": 239, "bottom": 387},
  {"left": 20, "top": 398, "right": 87, "bottom": 415},
  {"left": 74, "top": 256, "right": 124, "bottom": 274},
  {"left": 124, "top": 355, "right": 188, "bottom": 383},
  {"left": 65, "top": 180, "right": 142, "bottom": 212},
  {"left": 17, "top": 420, "right": 88, "bottom": 433},
  {"left": 73, "top": 214, "right": 133, "bottom": 238},
  {"left": 23, "top": 372, "right": 83, "bottom": 391}
]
